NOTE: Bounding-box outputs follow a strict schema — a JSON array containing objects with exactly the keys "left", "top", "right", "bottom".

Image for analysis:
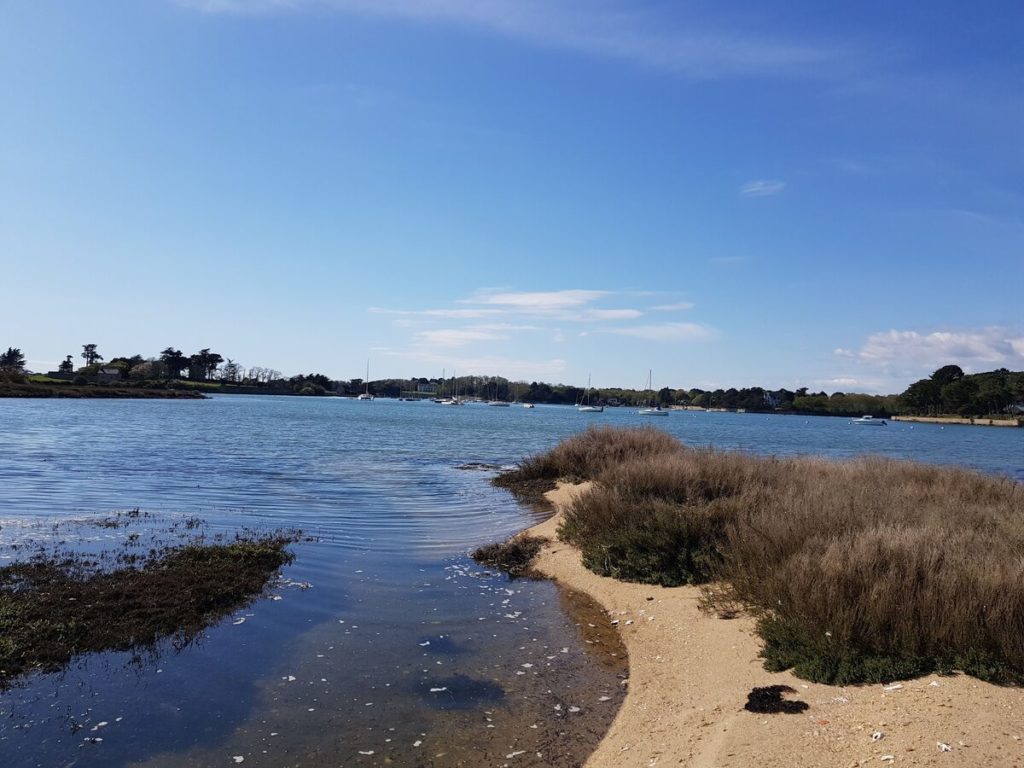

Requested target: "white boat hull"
[
  {"left": 851, "top": 416, "right": 886, "bottom": 425},
  {"left": 639, "top": 408, "right": 669, "bottom": 416}
]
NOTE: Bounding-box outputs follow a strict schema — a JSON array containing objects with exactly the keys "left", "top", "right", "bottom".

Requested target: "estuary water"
[{"left": 0, "top": 396, "right": 1021, "bottom": 767}]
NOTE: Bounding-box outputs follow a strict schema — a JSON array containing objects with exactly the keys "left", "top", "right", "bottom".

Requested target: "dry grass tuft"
[
  {"left": 520, "top": 425, "right": 683, "bottom": 481},
  {"left": 526, "top": 427, "right": 1024, "bottom": 684},
  {"left": 493, "top": 426, "right": 684, "bottom": 501}
]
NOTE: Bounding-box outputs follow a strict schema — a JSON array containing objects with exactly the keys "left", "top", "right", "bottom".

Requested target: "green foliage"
[
  {"left": 81, "top": 343, "right": 102, "bottom": 366},
  {"left": 566, "top": 495, "right": 727, "bottom": 586},
  {"left": 160, "top": 347, "right": 188, "bottom": 378},
  {"left": 0, "top": 347, "right": 26, "bottom": 372},
  {"left": 188, "top": 348, "right": 223, "bottom": 381},
  {"left": 758, "top": 617, "right": 1020, "bottom": 685},
  {"left": 899, "top": 367, "right": 1023, "bottom": 417}
]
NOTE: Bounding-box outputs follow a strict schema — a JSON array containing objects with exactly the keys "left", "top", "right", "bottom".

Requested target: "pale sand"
[{"left": 527, "top": 483, "right": 1024, "bottom": 767}]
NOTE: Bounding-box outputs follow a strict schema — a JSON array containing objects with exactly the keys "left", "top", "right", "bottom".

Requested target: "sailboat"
[
  {"left": 438, "top": 370, "right": 464, "bottom": 405},
  {"left": 357, "top": 359, "right": 374, "bottom": 400},
  {"left": 487, "top": 378, "right": 510, "bottom": 406},
  {"left": 638, "top": 370, "right": 668, "bottom": 415},
  {"left": 577, "top": 375, "right": 604, "bottom": 413}
]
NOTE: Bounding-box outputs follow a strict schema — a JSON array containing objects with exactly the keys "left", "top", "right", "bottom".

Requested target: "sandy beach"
[{"left": 527, "top": 483, "right": 1024, "bottom": 767}]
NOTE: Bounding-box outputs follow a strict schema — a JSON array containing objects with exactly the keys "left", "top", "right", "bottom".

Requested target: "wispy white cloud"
[
  {"left": 385, "top": 346, "right": 568, "bottom": 380},
  {"left": 175, "top": 0, "right": 853, "bottom": 80},
  {"left": 853, "top": 328, "right": 1023, "bottom": 368},
  {"left": 415, "top": 328, "right": 506, "bottom": 347},
  {"left": 466, "top": 289, "right": 608, "bottom": 310},
  {"left": 376, "top": 288, "right": 715, "bottom": 376},
  {"left": 585, "top": 308, "right": 643, "bottom": 320},
  {"left": 835, "top": 328, "right": 1024, "bottom": 391},
  {"left": 609, "top": 322, "right": 715, "bottom": 342},
  {"left": 369, "top": 307, "right": 504, "bottom": 319},
  {"left": 804, "top": 374, "right": 894, "bottom": 394},
  {"left": 740, "top": 179, "right": 786, "bottom": 197},
  {"left": 651, "top": 302, "right": 695, "bottom": 311},
  {"left": 374, "top": 289, "right": 641, "bottom": 327}
]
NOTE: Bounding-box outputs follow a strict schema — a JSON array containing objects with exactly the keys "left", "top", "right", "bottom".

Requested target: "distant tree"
[
  {"left": 940, "top": 377, "right": 977, "bottom": 413},
  {"left": 58, "top": 355, "right": 74, "bottom": 374},
  {"left": 0, "top": 347, "right": 26, "bottom": 372},
  {"left": 220, "top": 359, "right": 242, "bottom": 383},
  {"left": 110, "top": 354, "right": 145, "bottom": 369},
  {"left": 930, "top": 364, "right": 965, "bottom": 386},
  {"left": 900, "top": 378, "right": 940, "bottom": 414},
  {"left": 974, "top": 377, "right": 1011, "bottom": 416},
  {"left": 186, "top": 349, "right": 223, "bottom": 381},
  {"left": 81, "top": 344, "right": 102, "bottom": 366},
  {"left": 160, "top": 348, "right": 188, "bottom": 379},
  {"left": 129, "top": 361, "right": 157, "bottom": 381},
  {"left": 690, "top": 391, "right": 709, "bottom": 408}
]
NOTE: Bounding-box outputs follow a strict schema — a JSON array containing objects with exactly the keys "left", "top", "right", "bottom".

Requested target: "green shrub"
[{"left": 560, "top": 486, "right": 732, "bottom": 586}]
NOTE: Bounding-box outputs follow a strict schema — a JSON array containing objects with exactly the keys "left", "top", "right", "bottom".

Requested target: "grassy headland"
[
  {"left": 1, "top": 377, "right": 206, "bottom": 399},
  {"left": 495, "top": 427, "right": 1024, "bottom": 685}
]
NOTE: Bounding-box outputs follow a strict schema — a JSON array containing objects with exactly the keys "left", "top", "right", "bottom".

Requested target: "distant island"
[{"left": 1, "top": 345, "right": 1021, "bottom": 422}]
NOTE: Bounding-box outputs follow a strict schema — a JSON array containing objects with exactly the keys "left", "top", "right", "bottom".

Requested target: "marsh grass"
[
  {"left": 527, "top": 427, "right": 1024, "bottom": 684},
  {"left": 492, "top": 425, "right": 683, "bottom": 503}
]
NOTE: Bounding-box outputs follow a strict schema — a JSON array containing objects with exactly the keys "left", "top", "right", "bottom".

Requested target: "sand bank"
[{"left": 527, "top": 483, "right": 1023, "bottom": 767}]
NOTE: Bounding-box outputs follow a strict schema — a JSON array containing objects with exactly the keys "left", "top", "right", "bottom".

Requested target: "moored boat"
[{"left": 851, "top": 415, "right": 886, "bottom": 425}]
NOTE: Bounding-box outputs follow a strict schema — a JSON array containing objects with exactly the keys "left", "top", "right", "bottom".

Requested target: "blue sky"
[{"left": 2, "top": 1, "right": 1021, "bottom": 393}]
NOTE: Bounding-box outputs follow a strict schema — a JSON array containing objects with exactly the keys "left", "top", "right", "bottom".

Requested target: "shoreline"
[
  {"left": 892, "top": 415, "right": 1022, "bottom": 428},
  {"left": 526, "top": 483, "right": 1024, "bottom": 767}
]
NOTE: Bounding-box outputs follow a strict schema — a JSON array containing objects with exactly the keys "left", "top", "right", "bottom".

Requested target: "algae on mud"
[{"left": 0, "top": 531, "right": 296, "bottom": 688}]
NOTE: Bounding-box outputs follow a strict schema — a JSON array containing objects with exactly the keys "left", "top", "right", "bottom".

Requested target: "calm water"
[{"left": 0, "top": 396, "right": 1021, "bottom": 767}]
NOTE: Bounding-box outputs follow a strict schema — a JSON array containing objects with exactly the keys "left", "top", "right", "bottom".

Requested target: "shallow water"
[{"left": 0, "top": 396, "right": 1020, "bottom": 767}]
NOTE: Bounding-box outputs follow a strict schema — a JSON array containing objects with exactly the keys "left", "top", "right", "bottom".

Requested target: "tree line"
[
  {"left": 3, "top": 344, "right": 1022, "bottom": 414},
  {"left": 899, "top": 365, "right": 1023, "bottom": 417}
]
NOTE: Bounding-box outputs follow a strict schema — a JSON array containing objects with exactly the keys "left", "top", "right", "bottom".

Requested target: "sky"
[{"left": 2, "top": 1, "right": 1022, "bottom": 393}]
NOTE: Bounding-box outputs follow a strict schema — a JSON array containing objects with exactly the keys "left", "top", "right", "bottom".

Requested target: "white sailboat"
[
  {"left": 638, "top": 370, "right": 668, "bottom": 415},
  {"left": 357, "top": 359, "right": 374, "bottom": 400},
  {"left": 487, "top": 378, "right": 510, "bottom": 406},
  {"left": 577, "top": 374, "right": 604, "bottom": 413},
  {"left": 439, "top": 370, "right": 464, "bottom": 405}
]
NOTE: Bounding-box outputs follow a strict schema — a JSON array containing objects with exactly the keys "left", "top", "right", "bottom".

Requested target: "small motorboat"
[{"left": 851, "top": 415, "right": 886, "bottom": 425}]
